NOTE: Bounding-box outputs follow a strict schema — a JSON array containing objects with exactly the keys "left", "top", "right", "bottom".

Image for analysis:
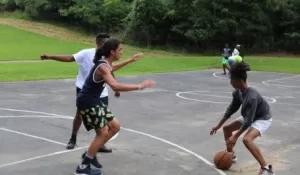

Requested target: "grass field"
[{"left": 0, "top": 16, "right": 299, "bottom": 82}]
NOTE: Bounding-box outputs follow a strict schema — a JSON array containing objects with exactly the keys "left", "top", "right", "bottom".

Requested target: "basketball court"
[{"left": 0, "top": 69, "right": 299, "bottom": 175}]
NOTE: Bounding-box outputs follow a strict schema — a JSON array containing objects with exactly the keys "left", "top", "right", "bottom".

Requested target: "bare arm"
[
  {"left": 112, "top": 59, "right": 132, "bottom": 72},
  {"left": 97, "top": 64, "right": 154, "bottom": 92},
  {"left": 40, "top": 54, "right": 75, "bottom": 62},
  {"left": 112, "top": 53, "right": 144, "bottom": 72}
]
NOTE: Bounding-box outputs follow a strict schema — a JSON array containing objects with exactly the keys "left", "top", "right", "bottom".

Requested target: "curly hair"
[{"left": 229, "top": 61, "right": 251, "bottom": 81}]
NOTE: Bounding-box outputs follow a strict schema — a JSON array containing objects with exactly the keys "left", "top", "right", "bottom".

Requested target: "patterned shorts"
[{"left": 78, "top": 104, "right": 114, "bottom": 131}]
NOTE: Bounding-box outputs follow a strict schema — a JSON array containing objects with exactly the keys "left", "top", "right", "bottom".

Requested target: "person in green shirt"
[{"left": 228, "top": 55, "right": 243, "bottom": 67}]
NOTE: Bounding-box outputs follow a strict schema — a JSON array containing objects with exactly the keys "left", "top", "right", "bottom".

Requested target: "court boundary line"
[
  {"left": 0, "top": 146, "right": 88, "bottom": 168},
  {"left": 0, "top": 127, "right": 66, "bottom": 146},
  {"left": 0, "top": 108, "right": 226, "bottom": 175},
  {"left": 213, "top": 71, "right": 300, "bottom": 88},
  {"left": 176, "top": 90, "right": 277, "bottom": 104},
  {"left": 262, "top": 75, "right": 300, "bottom": 88}
]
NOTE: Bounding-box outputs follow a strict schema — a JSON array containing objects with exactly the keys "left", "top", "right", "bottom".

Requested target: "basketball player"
[
  {"left": 221, "top": 44, "right": 230, "bottom": 75},
  {"left": 75, "top": 38, "right": 155, "bottom": 175},
  {"left": 210, "top": 62, "right": 275, "bottom": 175},
  {"left": 40, "top": 33, "right": 143, "bottom": 153}
]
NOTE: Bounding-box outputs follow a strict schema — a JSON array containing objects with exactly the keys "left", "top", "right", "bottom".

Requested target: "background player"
[{"left": 221, "top": 43, "right": 231, "bottom": 75}]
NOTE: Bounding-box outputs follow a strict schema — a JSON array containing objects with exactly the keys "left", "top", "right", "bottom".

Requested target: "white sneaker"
[
  {"left": 225, "top": 149, "right": 237, "bottom": 163},
  {"left": 258, "top": 165, "right": 275, "bottom": 175}
]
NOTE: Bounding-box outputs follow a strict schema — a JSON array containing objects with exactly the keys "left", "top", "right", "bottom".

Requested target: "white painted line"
[
  {"left": 0, "top": 146, "right": 88, "bottom": 168},
  {"left": 121, "top": 127, "right": 226, "bottom": 175},
  {"left": 176, "top": 92, "right": 228, "bottom": 104},
  {"left": 0, "top": 108, "right": 63, "bottom": 116},
  {"left": 0, "top": 115, "right": 119, "bottom": 142},
  {"left": 0, "top": 127, "right": 66, "bottom": 146},
  {"left": 176, "top": 91, "right": 277, "bottom": 104},
  {"left": 212, "top": 72, "right": 229, "bottom": 80},
  {"left": 0, "top": 108, "right": 226, "bottom": 175},
  {"left": 262, "top": 75, "right": 300, "bottom": 88},
  {"left": 188, "top": 92, "right": 231, "bottom": 99},
  {"left": 0, "top": 115, "right": 72, "bottom": 119}
]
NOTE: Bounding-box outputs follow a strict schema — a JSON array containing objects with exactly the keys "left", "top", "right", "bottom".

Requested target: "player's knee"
[
  {"left": 242, "top": 136, "right": 252, "bottom": 145},
  {"left": 223, "top": 124, "right": 231, "bottom": 132},
  {"left": 111, "top": 120, "right": 120, "bottom": 134},
  {"left": 97, "top": 127, "right": 109, "bottom": 137}
]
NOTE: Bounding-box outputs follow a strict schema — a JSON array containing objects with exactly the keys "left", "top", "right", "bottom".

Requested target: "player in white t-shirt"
[
  {"left": 232, "top": 44, "right": 240, "bottom": 56},
  {"left": 40, "top": 33, "right": 143, "bottom": 153}
]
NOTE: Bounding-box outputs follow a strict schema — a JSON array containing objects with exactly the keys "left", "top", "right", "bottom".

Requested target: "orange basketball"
[{"left": 213, "top": 151, "right": 233, "bottom": 170}]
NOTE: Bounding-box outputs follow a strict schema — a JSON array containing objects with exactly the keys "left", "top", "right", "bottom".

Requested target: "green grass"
[
  {"left": 0, "top": 24, "right": 92, "bottom": 60},
  {"left": 0, "top": 57, "right": 219, "bottom": 82},
  {"left": 243, "top": 57, "right": 300, "bottom": 74},
  {"left": 1, "top": 56, "right": 299, "bottom": 82},
  {"left": 0, "top": 15, "right": 299, "bottom": 82}
]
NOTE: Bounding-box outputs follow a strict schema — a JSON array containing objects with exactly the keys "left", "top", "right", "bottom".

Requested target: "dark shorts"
[
  {"left": 78, "top": 104, "right": 115, "bottom": 131},
  {"left": 76, "top": 87, "right": 108, "bottom": 106}
]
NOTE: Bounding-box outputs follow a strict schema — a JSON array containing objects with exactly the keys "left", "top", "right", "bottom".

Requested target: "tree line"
[{"left": 1, "top": 0, "right": 300, "bottom": 54}]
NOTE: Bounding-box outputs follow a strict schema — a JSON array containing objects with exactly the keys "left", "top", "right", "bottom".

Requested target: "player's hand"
[
  {"left": 226, "top": 136, "right": 237, "bottom": 148},
  {"left": 130, "top": 52, "right": 144, "bottom": 62},
  {"left": 40, "top": 54, "right": 49, "bottom": 60},
  {"left": 114, "top": 91, "right": 120, "bottom": 98},
  {"left": 210, "top": 126, "right": 220, "bottom": 135},
  {"left": 139, "top": 80, "right": 155, "bottom": 90}
]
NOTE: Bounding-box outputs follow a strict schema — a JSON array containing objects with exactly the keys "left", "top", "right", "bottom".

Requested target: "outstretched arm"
[
  {"left": 112, "top": 53, "right": 144, "bottom": 72},
  {"left": 40, "top": 54, "right": 75, "bottom": 62},
  {"left": 97, "top": 64, "right": 154, "bottom": 92}
]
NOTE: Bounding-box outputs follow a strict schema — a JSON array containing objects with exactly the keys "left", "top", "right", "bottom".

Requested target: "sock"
[
  {"left": 71, "top": 134, "right": 77, "bottom": 142},
  {"left": 81, "top": 154, "right": 93, "bottom": 165},
  {"left": 263, "top": 166, "right": 269, "bottom": 169}
]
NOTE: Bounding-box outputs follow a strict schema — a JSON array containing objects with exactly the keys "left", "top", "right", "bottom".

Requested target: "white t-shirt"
[
  {"left": 73, "top": 48, "right": 108, "bottom": 97},
  {"left": 232, "top": 48, "right": 240, "bottom": 56}
]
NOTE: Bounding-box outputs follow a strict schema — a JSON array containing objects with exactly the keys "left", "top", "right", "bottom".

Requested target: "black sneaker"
[
  {"left": 66, "top": 140, "right": 76, "bottom": 149},
  {"left": 81, "top": 151, "right": 103, "bottom": 169},
  {"left": 98, "top": 145, "right": 112, "bottom": 153},
  {"left": 74, "top": 164, "right": 103, "bottom": 175}
]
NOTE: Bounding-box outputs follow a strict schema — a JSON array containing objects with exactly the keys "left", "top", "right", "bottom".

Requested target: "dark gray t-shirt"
[{"left": 224, "top": 87, "right": 272, "bottom": 130}]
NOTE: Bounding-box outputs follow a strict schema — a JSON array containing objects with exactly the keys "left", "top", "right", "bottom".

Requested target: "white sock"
[
  {"left": 263, "top": 166, "right": 269, "bottom": 169},
  {"left": 86, "top": 153, "right": 94, "bottom": 159}
]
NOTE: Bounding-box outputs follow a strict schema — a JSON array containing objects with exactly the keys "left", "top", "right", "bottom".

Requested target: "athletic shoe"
[
  {"left": 267, "top": 165, "right": 275, "bottom": 175},
  {"left": 81, "top": 151, "right": 103, "bottom": 169},
  {"left": 74, "top": 164, "right": 103, "bottom": 175},
  {"left": 66, "top": 140, "right": 76, "bottom": 149},
  {"left": 225, "top": 149, "right": 237, "bottom": 163},
  {"left": 232, "top": 153, "right": 237, "bottom": 163},
  {"left": 258, "top": 165, "right": 275, "bottom": 175},
  {"left": 98, "top": 145, "right": 112, "bottom": 153}
]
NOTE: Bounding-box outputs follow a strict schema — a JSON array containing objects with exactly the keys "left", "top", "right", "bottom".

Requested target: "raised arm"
[
  {"left": 112, "top": 53, "right": 144, "bottom": 72},
  {"left": 97, "top": 64, "right": 154, "bottom": 92},
  {"left": 40, "top": 54, "right": 75, "bottom": 62}
]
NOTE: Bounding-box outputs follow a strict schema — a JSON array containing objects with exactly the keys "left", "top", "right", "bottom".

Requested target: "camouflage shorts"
[{"left": 78, "top": 104, "right": 114, "bottom": 131}]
